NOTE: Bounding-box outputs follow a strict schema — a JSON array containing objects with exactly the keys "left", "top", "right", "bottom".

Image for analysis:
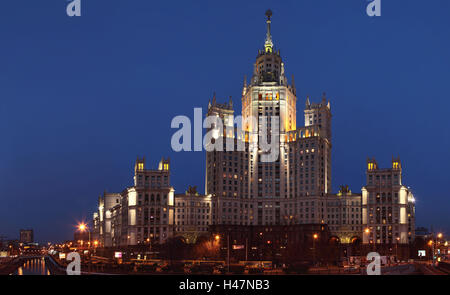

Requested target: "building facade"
[
  {"left": 19, "top": 229, "right": 33, "bottom": 244},
  {"left": 323, "top": 186, "right": 362, "bottom": 243},
  {"left": 94, "top": 157, "right": 175, "bottom": 247},
  {"left": 174, "top": 186, "right": 212, "bottom": 243},
  {"left": 362, "top": 158, "right": 415, "bottom": 244}
]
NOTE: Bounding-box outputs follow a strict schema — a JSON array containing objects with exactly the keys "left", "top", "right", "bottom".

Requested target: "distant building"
[
  {"left": 174, "top": 186, "right": 212, "bottom": 243},
  {"left": 415, "top": 227, "right": 430, "bottom": 239},
  {"left": 19, "top": 229, "right": 33, "bottom": 244}
]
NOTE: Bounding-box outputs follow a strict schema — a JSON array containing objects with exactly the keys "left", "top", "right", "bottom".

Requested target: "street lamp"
[
  {"left": 363, "top": 228, "right": 371, "bottom": 258},
  {"left": 313, "top": 233, "right": 319, "bottom": 266},
  {"left": 428, "top": 240, "right": 434, "bottom": 265},
  {"left": 77, "top": 223, "right": 91, "bottom": 249},
  {"left": 396, "top": 237, "right": 400, "bottom": 262}
]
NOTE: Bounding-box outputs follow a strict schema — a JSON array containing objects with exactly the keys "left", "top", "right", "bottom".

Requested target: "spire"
[
  {"left": 305, "top": 96, "right": 310, "bottom": 108},
  {"left": 228, "top": 96, "right": 233, "bottom": 108},
  {"left": 242, "top": 75, "right": 248, "bottom": 96},
  {"left": 264, "top": 9, "right": 273, "bottom": 53}
]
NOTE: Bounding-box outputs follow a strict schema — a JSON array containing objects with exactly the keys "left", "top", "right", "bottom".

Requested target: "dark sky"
[{"left": 1, "top": 0, "right": 449, "bottom": 243}]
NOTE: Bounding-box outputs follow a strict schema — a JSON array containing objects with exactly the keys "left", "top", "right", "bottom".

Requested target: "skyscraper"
[{"left": 206, "top": 10, "right": 332, "bottom": 226}]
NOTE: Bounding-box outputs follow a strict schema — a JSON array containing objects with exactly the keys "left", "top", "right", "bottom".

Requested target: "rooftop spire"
[{"left": 264, "top": 9, "right": 273, "bottom": 53}]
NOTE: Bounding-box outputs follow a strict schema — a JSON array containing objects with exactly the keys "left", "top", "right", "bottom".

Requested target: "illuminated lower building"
[
  {"left": 174, "top": 186, "right": 212, "bottom": 243},
  {"left": 94, "top": 157, "right": 175, "bottom": 247},
  {"left": 322, "top": 186, "right": 362, "bottom": 244},
  {"left": 94, "top": 192, "right": 120, "bottom": 247},
  {"left": 362, "top": 158, "right": 416, "bottom": 244}
]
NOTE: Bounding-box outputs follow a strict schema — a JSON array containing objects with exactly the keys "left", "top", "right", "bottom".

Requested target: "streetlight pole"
[
  {"left": 432, "top": 240, "right": 435, "bottom": 266},
  {"left": 245, "top": 237, "right": 248, "bottom": 262},
  {"left": 313, "top": 233, "right": 318, "bottom": 267},
  {"left": 396, "top": 237, "right": 399, "bottom": 262},
  {"left": 78, "top": 223, "right": 90, "bottom": 248},
  {"left": 435, "top": 233, "right": 443, "bottom": 265}
]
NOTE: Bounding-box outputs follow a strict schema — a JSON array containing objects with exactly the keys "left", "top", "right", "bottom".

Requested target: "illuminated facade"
[
  {"left": 174, "top": 186, "right": 212, "bottom": 243},
  {"left": 362, "top": 158, "right": 416, "bottom": 244},
  {"left": 94, "top": 157, "right": 175, "bottom": 247},
  {"left": 204, "top": 11, "right": 416, "bottom": 246},
  {"left": 323, "top": 186, "right": 362, "bottom": 243},
  {"left": 205, "top": 10, "right": 332, "bottom": 227},
  {"left": 95, "top": 192, "right": 120, "bottom": 247},
  {"left": 92, "top": 11, "right": 417, "bottom": 249}
]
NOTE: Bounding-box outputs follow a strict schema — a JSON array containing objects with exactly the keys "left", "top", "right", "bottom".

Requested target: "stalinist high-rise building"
[
  {"left": 206, "top": 10, "right": 333, "bottom": 227},
  {"left": 93, "top": 11, "right": 415, "bottom": 252}
]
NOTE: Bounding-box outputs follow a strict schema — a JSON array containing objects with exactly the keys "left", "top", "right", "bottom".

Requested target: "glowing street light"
[
  {"left": 312, "top": 233, "right": 319, "bottom": 266},
  {"left": 215, "top": 235, "right": 220, "bottom": 241},
  {"left": 77, "top": 222, "right": 91, "bottom": 249},
  {"left": 437, "top": 233, "right": 443, "bottom": 239}
]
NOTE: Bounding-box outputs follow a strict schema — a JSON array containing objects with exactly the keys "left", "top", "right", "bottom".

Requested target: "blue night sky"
[{"left": 1, "top": 0, "right": 449, "bottom": 243}]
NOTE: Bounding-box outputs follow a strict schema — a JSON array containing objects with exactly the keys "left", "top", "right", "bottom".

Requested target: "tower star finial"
[{"left": 264, "top": 9, "right": 273, "bottom": 53}]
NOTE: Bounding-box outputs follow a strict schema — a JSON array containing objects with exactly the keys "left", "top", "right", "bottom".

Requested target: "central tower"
[
  {"left": 241, "top": 11, "right": 297, "bottom": 224},
  {"left": 206, "top": 10, "right": 332, "bottom": 227}
]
